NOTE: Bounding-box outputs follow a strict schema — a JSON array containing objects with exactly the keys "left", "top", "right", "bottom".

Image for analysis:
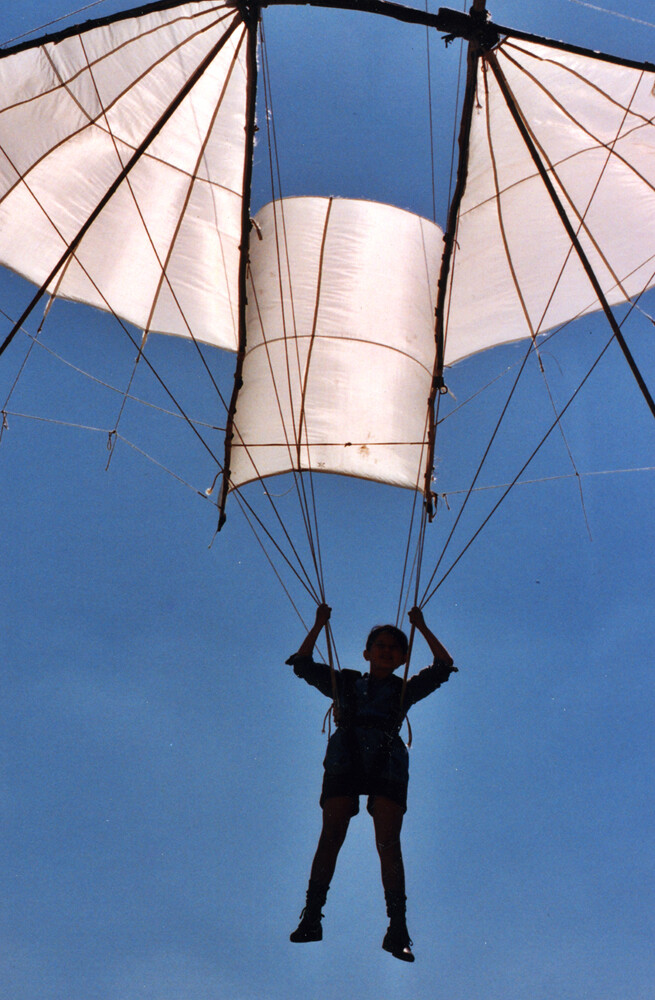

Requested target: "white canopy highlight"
[
  {"left": 1, "top": 11, "right": 654, "bottom": 495},
  {"left": 0, "top": 2, "right": 247, "bottom": 349},
  {"left": 228, "top": 28, "right": 655, "bottom": 490},
  {"left": 228, "top": 197, "right": 443, "bottom": 490},
  {"left": 445, "top": 38, "right": 655, "bottom": 362}
]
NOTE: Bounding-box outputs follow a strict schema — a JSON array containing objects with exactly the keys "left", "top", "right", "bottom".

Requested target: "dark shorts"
[
  {"left": 320, "top": 771, "right": 408, "bottom": 817},
  {"left": 320, "top": 726, "right": 409, "bottom": 816}
]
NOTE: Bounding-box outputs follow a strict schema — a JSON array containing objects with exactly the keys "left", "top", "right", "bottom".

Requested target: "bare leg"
[
  {"left": 372, "top": 796, "right": 414, "bottom": 962},
  {"left": 309, "top": 795, "right": 356, "bottom": 885},
  {"left": 290, "top": 796, "right": 356, "bottom": 943},
  {"left": 371, "top": 796, "right": 405, "bottom": 894}
]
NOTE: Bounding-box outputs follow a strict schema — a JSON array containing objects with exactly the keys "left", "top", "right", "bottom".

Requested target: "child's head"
[{"left": 365, "top": 624, "right": 409, "bottom": 658}]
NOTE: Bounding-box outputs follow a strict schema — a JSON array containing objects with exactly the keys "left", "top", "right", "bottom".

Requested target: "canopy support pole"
[
  {"left": 218, "top": 4, "right": 261, "bottom": 529},
  {"left": 424, "top": 0, "right": 489, "bottom": 518},
  {"left": 486, "top": 50, "right": 655, "bottom": 421},
  {"left": 0, "top": 11, "right": 243, "bottom": 361}
]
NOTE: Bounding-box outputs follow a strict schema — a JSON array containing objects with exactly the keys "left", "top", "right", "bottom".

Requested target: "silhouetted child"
[{"left": 287, "top": 604, "right": 456, "bottom": 961}]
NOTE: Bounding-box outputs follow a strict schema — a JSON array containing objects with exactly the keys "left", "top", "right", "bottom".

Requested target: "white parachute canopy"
[
  {"left": 1, "top": 10, "right": 655, "bottom": 493},
  {"left": 446, "top": 38, "right": 655, "bottom": 360},
  {"left": 230, "top": 197, "right": 444, "bottom": 491},
  {"left": 0, "top": 1, "right": 248, "bottom": 349},
  {"left": 225, "top": 38, "right": 655, "bottom": 491}
]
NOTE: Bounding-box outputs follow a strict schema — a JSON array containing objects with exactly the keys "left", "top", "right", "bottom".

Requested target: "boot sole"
[
  {"left": 382, "top": 941, "right": 415, "bottom": 962},
  {"left": 290, "top": 929, "right": 322, "bottom": 943}
]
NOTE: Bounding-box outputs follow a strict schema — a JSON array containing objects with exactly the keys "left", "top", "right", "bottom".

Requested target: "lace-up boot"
[
  {"left": 289, "top": 880, "right": 329, "bottom": 943},
  {"left": 382, "top": 890, "right": 414, "bottom": 962}
]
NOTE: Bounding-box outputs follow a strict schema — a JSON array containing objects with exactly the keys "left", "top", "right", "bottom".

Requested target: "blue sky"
[{"left": 1, "top": 2, "right": 654, "bottom": 999}]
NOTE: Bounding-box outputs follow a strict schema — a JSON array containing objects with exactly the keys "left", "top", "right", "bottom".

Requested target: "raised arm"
[
  {"left": 295, "top": 603, "right": 332, "bottom": 658},
  {"left": 408, "top": 606, "right": 455, "bottom": 668}
]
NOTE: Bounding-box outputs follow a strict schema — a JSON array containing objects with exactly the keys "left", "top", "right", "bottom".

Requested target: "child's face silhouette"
[{"left": 363, "top": 631, "right": 407, "bottom": 678}]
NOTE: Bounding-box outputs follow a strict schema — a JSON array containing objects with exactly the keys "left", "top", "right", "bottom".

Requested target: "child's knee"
[{"left": 375, "top": 834, "right": 401, "bottom": 855}]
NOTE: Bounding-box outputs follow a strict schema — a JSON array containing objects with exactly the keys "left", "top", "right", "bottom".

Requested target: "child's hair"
[{"left": 365, "top": 624, "right": 409, "bottom": 657}]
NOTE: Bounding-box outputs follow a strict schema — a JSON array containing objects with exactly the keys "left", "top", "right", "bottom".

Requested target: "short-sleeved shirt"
[{"left": 287, "top": 654, "right": 455, "bottom": 813}]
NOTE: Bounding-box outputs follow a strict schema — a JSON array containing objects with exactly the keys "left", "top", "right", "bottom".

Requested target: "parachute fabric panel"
[
  {"left": 227, "top": 197, "right": 444, "bottom": 491},
  {"left": 444, "top": 38, "right": 655, "bottom": 364},
  {"left": 0, "top": 2, "right": 247, "bottom": 350}
]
